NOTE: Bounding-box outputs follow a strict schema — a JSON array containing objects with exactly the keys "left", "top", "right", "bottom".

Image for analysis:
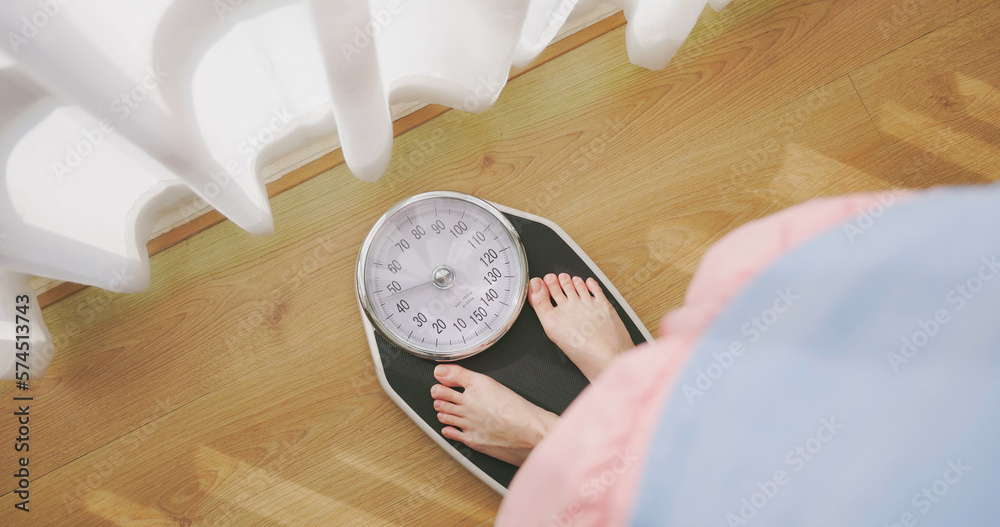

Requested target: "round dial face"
[{"left": 357, "top": 192, "right": 528, "bottom": 361}]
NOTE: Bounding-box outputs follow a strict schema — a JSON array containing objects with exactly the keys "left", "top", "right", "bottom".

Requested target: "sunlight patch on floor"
[{"left": 194, "top": 445, "right": 385, "bottom": 526}]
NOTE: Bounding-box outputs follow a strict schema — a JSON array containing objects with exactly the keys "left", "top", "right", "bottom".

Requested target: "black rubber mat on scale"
[{"left": 375, "top": 213, "right": 649, "bottom": 488}]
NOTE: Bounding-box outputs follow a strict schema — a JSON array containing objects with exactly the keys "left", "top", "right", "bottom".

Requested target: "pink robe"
[{"left": 496, "top": 191, "right": 910, "bottom": 526}]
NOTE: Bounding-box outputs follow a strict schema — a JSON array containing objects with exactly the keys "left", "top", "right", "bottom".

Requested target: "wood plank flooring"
[{"left": 2, "top": 0, "right": 998, "bottom": 524}]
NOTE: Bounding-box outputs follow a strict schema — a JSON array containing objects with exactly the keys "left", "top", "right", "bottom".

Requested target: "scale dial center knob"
[{"left": 432, "top": 265, "right": 456, "bottom": 289}]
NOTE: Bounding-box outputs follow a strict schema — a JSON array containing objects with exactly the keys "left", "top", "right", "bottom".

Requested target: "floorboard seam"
[
  {"left": 847, "top": 73, "right": 890, "bottom": 154},
  {"left": 846, "top": 3, "right": 990, "bottom": 76}
]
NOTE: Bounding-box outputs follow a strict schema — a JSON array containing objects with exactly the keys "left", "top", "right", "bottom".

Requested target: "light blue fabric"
[{"left": 631, "top": 185, "right": 1000, "bottom": 527}]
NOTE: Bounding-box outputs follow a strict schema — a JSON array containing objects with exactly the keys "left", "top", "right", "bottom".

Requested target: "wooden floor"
[{"left": 3, "top": 0, "right": 999, "bottom": 524}]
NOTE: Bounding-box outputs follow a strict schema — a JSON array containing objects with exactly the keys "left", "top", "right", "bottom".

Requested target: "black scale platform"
[{"left": 367, "top": 208, "right": 651, "bottom": 491}]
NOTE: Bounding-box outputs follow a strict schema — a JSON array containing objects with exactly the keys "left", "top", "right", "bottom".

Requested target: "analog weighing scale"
[{"left": 356, "top": 191, "right": 652, "bottom": 493}]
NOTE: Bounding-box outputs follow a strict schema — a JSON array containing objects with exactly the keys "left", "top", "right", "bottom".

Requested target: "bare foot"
[
  {"left": 431, "top": 364, "right": 558, "bottom": 466},
  {"left": 529, "top": 273, "right": 634, "bottom": 381}
]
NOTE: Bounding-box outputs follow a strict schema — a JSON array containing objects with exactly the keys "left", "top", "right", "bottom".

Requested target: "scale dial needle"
[
  {"left": 387, "top": 264, "right": 456, "bottom": 297},
  {"left": 387, "top": 278, "right": 435, "bottom": 297}
]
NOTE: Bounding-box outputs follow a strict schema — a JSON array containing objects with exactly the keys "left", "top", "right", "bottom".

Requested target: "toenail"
[
  {"left": 434, "top": 364, "right": 452, "bottom": 377},
  {"left": 530, "top": 278, "right": 540, "bottom": 292}
]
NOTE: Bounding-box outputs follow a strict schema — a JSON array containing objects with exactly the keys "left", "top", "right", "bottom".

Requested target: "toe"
[
  {"left": 437, "top": 412, "right": 466, "bottom": 428},
  {"left": 586, "top": 277, "right": 609, "bottom": 304},
  {"left": 441, "top": 426, "right": 472, "bottom": 445},
  {"left": 558, "top": 273, "right": 578, "bottom": 300},
  {"left": 430, "top": 383, "right": 463, "bottom": 403},
  {"left": 528, "top": 277, "right": 554, "bottom": 317},
  {"left": 434, "top": 364, "right": 477, "bottom": 388},
  {"left": 572, "top": 276, "right": 591, "bottom": 300},
  {"left": 544, "top": 274, "right": 567, "bottom": 304},
  {"left": 434, "top": 399, "right": 464, "bottom": 415}
]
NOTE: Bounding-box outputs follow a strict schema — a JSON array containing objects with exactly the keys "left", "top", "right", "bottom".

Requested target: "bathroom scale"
[{"left": 356, "top": 191, "right": 652, "bottom": 494}]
